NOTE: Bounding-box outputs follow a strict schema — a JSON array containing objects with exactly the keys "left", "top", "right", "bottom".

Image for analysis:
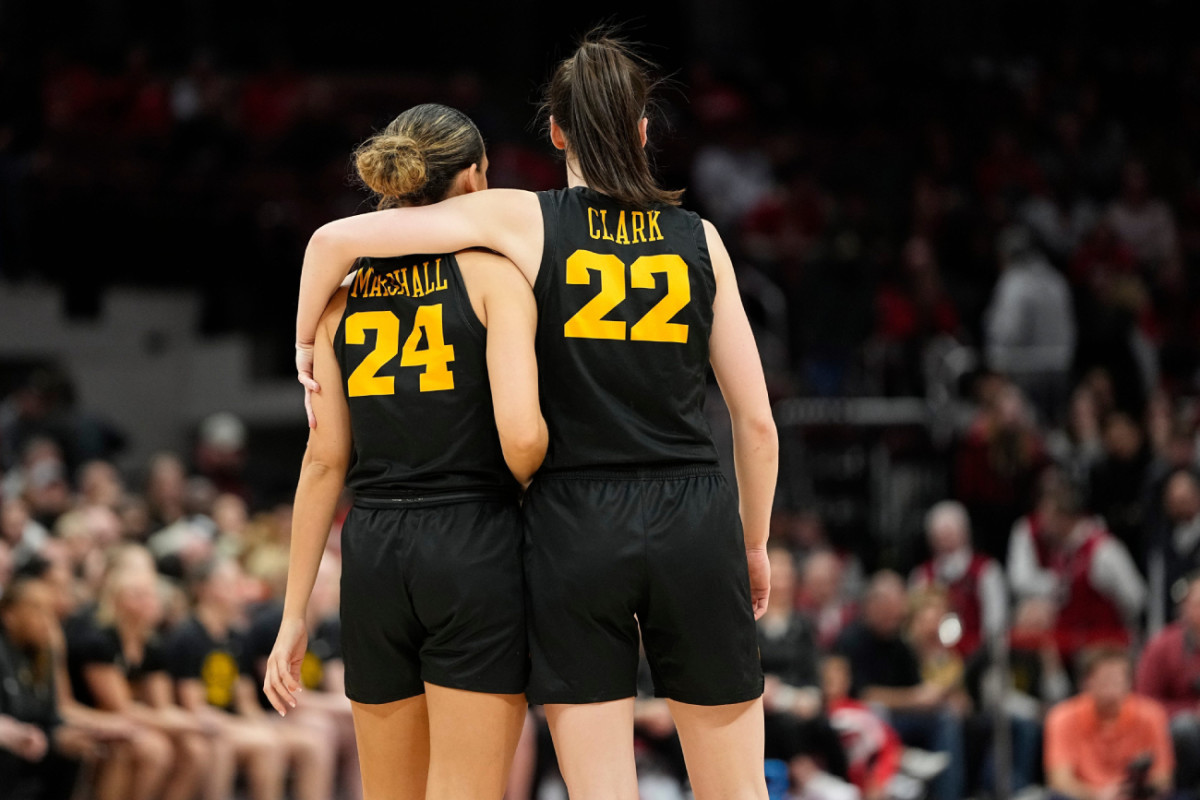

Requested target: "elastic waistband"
[
  {"left": 536, "top": 464, "right": 723, "bottom": 481},
  {"left": 353, "top": 489, "right": 515, "bottom": 509}
]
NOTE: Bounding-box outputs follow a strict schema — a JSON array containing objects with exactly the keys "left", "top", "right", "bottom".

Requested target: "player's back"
[
  {"left": 534, "top": 186, "right": 719, "bottom": 472},
  {"left": 334, "top": 252, "right": 515, "bottom": 498}
]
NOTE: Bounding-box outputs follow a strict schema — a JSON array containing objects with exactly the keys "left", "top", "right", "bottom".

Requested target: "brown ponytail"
[
  {"left": 544, "top": 29, "right": 683, "bottom": 208},
  {"left": 354, "top": 103, "right": 485, "bottom": 209}
]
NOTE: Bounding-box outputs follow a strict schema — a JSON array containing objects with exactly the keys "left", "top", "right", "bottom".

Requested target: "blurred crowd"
[{"left": 6, "top": 3, "right": 1200, "bottom": 800}]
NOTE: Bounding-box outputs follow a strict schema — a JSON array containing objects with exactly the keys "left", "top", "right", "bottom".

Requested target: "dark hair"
[
  {"left": 183, "top": 554, "right": 229, "bottom": 599},
  {"left": 0, "top": 574, "right": 44, "bottom": 613},
  {"left": 354, "top": 103, "right": 484, "bottom": 209},
  {"left": 544, "top": 28, "right": 682, "bottom": 208},
  {"left": 1038, "top": 469, "right": 1086, "bottom": 517},
  {"left": 1078, "top": 645, "right": 1131, "bottom": 680}
]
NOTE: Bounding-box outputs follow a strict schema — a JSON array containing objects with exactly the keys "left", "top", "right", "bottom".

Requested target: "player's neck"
[{"left": 564, "top": 154, "right": 588, "bottom": 190}]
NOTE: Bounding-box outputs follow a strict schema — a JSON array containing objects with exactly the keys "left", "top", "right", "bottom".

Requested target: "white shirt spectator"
[
  {"left": 1007, "top": 514, "right": 1147, "bottom": 625},
  {"left": 984, "top": 250, "right": 1076, "bottom": 375}
]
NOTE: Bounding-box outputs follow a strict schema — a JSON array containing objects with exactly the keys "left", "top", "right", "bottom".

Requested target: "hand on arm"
[{"left": 705, "top": 220, "right": 778, "bottom": 620}]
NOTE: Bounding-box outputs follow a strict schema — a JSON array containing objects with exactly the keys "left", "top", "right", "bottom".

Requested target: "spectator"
[
  {"left": 242, "top": 550, "right": 359, "bottom": 800},
  {"left": 758, "top": 546, "right": 846, "bottom": 780},
  {"left": 65, "top": 544, "right": 221, "bottom": 800},
  {"left": 798, "top": 548, "right": 858, "bottom": 652},
  {"left": 834, "top": 571, "right": 965, "bottom": 800},
  {"left": 1088, "top": 411, "right": 1154, "bottom": 565},
  {"left": 164, "top": 557, "right": 288, "bottom": 800},
  {"left": 1004, "top": 597, "right": 1075, "bottom": 714},
  {"left": 1008, "top": 475, "right": 1147, "bottom": 663},
  {"left": 871, "top": 235, "right": 961, "bottom": 396},
  {"left": 760, "top": 546, "right": 824, "bottom": 717},
  {"left": 0, "top": 575, "right": 90, "bottom": 800},
  {"left": 821, "top": 654, "right": 904, "bottom": 800},
  {"left": 1135, "top": 574, "right": 1200, "bottom": 798},
  {"left": 910, "top": 499, "right": 1008, "bottom": 661},
  {"left": 778, "top": 509, "right": 865, "bottom": 600},
  {"left": 954, "top": 377, "right": 1050, "bottom": 561},
  {"left": 1045, "top": 384, "right": 1106, "bottom": 493},
  {"left": 1045, "top": 647, "right": 1172, "bottom": 800},
  {"left": 76, "top": 460, "right": 125, "bottom": 511},
  {"left": 1107, "top": 159, "right": 1181, "bottom": 277},
  {"left": 982, "top": 225, "right": 1076, "bottom": 426},
  {"left": 143, "top": 452, "right": 187, "bottom": 531},
  {"left": 1, "top": 495, "right": 48, "bottom": 570},
  {"left": 1147, "top": 469, "right": 1200, "bottom": 632},
  {"left": 193, "top": 412, "right": 250, "bottom": 503},
  {"left": 907, "top": 589, "right": 970, "bottom": 715}
]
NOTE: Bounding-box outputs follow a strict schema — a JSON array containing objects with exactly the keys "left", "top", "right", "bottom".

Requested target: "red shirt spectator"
[
  {"left": 822, "top": 655, "right": 902, "bottom": 800},
  {"left": 1136, "top": 577, "right": 1200, "bottom": 717},
  {"left": 910, "top": 500, "right": 1007, "bottom": 659},
  {"left": 1007, "top": 480, "right": 1147, "bottom": 661}
]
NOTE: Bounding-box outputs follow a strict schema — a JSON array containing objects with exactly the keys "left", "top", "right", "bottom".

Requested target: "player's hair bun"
[{"left": 355, "top": 133, "right": 427, "bottom": 200}]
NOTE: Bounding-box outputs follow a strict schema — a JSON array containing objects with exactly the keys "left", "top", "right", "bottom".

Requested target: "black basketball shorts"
[
  {"left": 340, "top": 495, "right": 527, "bottom": 704},
  {"left": 523, "top": 466, "right": 763, "bottom": 706}
]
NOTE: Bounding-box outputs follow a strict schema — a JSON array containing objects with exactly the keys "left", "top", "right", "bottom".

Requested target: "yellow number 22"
[
  {"left": 563, "top": 250, "right": 691, "bottom": 344},
  {"left": 345, "top": 305, "right": 455, "bottom": 396}
]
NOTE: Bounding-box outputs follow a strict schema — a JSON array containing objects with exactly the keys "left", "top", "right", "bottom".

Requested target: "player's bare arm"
[
  {"left": 267, "top": 290, "right": 352, "bottom": 716},
  {"left": 704, "top": 219, "right": 779, "bottom": 620}
]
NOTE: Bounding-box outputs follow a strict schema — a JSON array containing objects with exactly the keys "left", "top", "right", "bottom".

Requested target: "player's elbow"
[
  {"left": 302, "top": 444, "right": 349, "bottom": 479},
  {"left": 499, "top": 418, "right": 548, "bottom": 484},
  {"left": 307, "top": 221, "right": 353, "bottom": 262},
  {"left": 736, "top": 410, "right": 778, "bottom": 453}
]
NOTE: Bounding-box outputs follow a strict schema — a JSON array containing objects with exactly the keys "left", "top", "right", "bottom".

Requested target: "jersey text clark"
[{"left": 587, "top": 207, "right": 665, "bottom": 245}]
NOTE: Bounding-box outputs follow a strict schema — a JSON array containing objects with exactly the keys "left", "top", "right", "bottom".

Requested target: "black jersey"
[
  {"left": 534, "top": 187, "right": 720, "bottom": 472},
  {"left": 334, "top": 253, "right": 516, "bottom": 499}
]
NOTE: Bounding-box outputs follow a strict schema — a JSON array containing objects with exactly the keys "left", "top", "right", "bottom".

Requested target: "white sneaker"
[{"left": 899, "top": 748, "right": 951, "bottom": 781}]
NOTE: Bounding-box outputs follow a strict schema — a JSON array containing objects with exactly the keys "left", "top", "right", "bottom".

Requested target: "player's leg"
[
  {"left": 523, "top": 477, "right": 646, "bottom": 800},
  {"left": 667, "top": 698, "right": 769, "bottom": 800},
  {"left": 640, "top": 470, "right": 768, "bottom": 800},
  {"left": 406, "top": 499, "right": 530, "bottom": 799},
  {"left": 543, "top": 699, "right": 640, "bottom": 800},
  {"left": 424, "top": 684, "right": 525, "bottom": 800},
  {"left": 351, "top": 696, "right": 431, "bottom": 800},
  {"left": 341, "top": 504, "right": 431, "bottom": 799},
  {"left": 503, "top": 707, "right": 539, "bottom": 800}
]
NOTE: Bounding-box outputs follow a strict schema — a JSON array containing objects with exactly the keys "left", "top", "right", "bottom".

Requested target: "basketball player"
[
  {"left": 290, "top": 31, "right": 777, "bottom": 800},
  {"left": 262, "top": 104, "right": 546, "bottom": 800}
]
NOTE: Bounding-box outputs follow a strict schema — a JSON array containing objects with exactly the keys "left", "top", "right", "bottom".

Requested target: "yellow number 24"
[
  {"left": 345, "top": 305, "right": 455, "bottom": 396},
  {"left": 563, "top": 251, "right": 691, "bottom": 344}
]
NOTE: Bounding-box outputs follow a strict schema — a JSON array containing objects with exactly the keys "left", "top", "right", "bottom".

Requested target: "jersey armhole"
[
  {"left": 448, "top": 252, "right": 488, "bottom": 343},
  {"left": 532, "top": 190, "right": 559, "bottom": 302},
  {"left": 691, "top": 214, "right": 715, "bottom": 282}
]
